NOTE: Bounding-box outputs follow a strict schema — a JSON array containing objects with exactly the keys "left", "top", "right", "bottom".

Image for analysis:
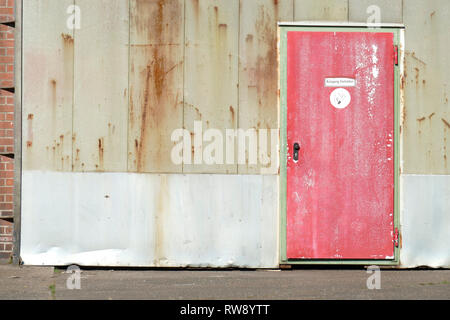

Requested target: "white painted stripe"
[
  {"left": 400, "top": 174, "right": 450, "bottom": 268},
  {"left": 20, "top": 172, "right": 279, "bottom": 268}
]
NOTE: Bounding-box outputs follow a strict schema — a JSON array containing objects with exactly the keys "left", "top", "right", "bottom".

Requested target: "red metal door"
[{"left": 286, "top": 31, "right": 395, "bottom": 260}]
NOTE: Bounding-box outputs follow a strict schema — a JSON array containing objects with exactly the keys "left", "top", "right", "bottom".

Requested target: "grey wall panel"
[
  {"left": 72, "top": 0, "right": 129, "bottom": 172},
  {"left": 400, "top": 175, "right": 450, "bottom": 268},
  {"left": 294, "top": 0, "right": 348, "bottom": 21},
  {"left": 22, "top": 0, "right": 74, "bottom": 171},
  {"left": 402, "top": 0, "right": 450, "bottom": 174},
  {"left": 20, "top": 172, "right": 279, "bottom": 268},
  {"left": 349, "top": 0, "right": 402, "bottom": 23}
]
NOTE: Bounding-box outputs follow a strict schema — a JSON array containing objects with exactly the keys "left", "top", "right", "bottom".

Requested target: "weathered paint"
[
  {"left": 348, "top": 0, "right": 403, "bottom": 23},
  {"left": 20, "top": 172, "right": 278, "bottom": 268},
  {"left": 400, "top": 175, "right": 450, "bottom": 268},
  {"left": 294, "top": 0, "right": 348, "bottom": 21},
  {"left": 183, "top": 0, "right": 239, "bottom": 173},
  {"left": 17, "top": 1, "right": 450, "bottom": 269},
  {"left": 402, "top": 0, "right": 450, "bottom": 174},
  {"left": 238, "top": 0, "right": 293, "bottom": 174},
  {"left": 286, "top": 30, "right": 395, "bottom": 259},
  {"left": 128, "top": 0, "right": 184, "bottom": 173},
  {"left": 72, "top": 0, "right": 129, "bottom": 172},
  {"left": 22, "top": 0, "right": 73, "bottom": 171}
]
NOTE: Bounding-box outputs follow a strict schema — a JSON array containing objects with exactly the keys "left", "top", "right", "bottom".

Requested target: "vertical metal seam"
[
  {"left": 401, "top": 0, "right": 403, "bottom": 24},
  {"left": 126, "top": 0, "right": 131, "bottom": 172},
  {"left": 293, "top": 0, "right": 295, "bottom": 21},
  {"left": 71, "top": 0, "right": 75, "bottom": 172},
  {"left": 347, "top": 0, "right": 350, "bottom": 22},
  {"left": 182, "top": 0, "right": 186, "bottom": 174},
  {"left": 236, "top": 0, "right": 240, "bottom": 174},
  {"left": 180, "top": 0, "right": 185, "bottom": 174}
]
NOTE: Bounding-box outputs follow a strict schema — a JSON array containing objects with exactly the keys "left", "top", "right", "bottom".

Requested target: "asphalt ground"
[{"left": 0, "top": 261, "right": 449, "bottom": 300}]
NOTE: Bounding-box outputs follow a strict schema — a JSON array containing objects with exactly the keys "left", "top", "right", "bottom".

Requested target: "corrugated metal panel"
[
  {"left": 20, "top": 172, "right": 278, "bottom": 268},
  {"left": 348, "top": 0, "right": 402, "bottom": 23},
  {"left": 72, "top": 0, "right": 129, "bottom": 172},
  {"left": 294, "top": 0, "right": 348, "bottom": 21},
  {"left": 128, "top": 0, "right": 184, "bottom": 173},
  {"left": 402, "top": 0, "right": 450, "bottom": 174},
  {"left": 22, "top": 0, "right": 73, "bottom": 171},
  {"left": 400, "top": 175, "right": 450, "bottom": 268},
  {"left": 183, "top": 0, "right": 239, "bottom": 174},
  {"left": 238, "top": 0, "right": 292, "bottom": 174}
]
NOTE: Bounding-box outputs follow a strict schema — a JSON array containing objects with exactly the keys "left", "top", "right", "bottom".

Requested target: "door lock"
[{"left": 293, "top": 143, "right": 300, "bottom": 162}]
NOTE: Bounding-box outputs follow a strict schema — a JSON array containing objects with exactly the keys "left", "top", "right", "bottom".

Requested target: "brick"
[
  {"left": 0, "top": 121, "right": 12, "bottom": 128},
  {"left": 0, "top": 187, "right": 12, "bottom": 194}
]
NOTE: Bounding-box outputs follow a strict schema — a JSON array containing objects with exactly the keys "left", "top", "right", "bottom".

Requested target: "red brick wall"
[
  {"left": 0, "top": 0, "right": 14, "bottom": 260},
  {"left": 0, "top": 217, "right": 12, "bottom": 258}
]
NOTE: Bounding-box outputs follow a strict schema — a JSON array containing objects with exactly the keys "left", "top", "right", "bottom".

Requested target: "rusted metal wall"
[
  {"left": 73, "top": 0, "right": 130, "bottom": 172},
  {"left": 23, "top": 0, "right": 358, "bottom": 174},
  {"left": 128, "top": 0, "right": 184, "bottom": 173},
  {"left": 23, "top": 1, "right": 449, "bottom": 176},
  {"left": 239, "top": 0, "right": 292, "bottom": 174},
  {"left": 294, "top": 0, "right": 348, "bottom": 21},
  {"left": 22, "top": 0, "right": 73, "bottom": 171},
  {"left": 402, "top": 0, "right": 450, "bottom": 174},
  {"left": 183, "top": 0, "right": 239, "bottom": 174},
  {"left": 398, "top": 0, "right": 450, "bottom": 268},
  {"left": 20, "top": 0, "right": 450, "bottom": 268}
]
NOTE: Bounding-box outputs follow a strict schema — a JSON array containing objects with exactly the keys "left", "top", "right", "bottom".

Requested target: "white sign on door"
[
  {"left": 330, "top": 88, "right": 351, "bottom": 109},
  {"left": 325, "top": 78, "right": 356, "bottom": 87}
]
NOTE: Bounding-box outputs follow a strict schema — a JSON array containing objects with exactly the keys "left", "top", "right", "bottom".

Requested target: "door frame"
[{"left": 278, "top": 24, "right": 404, "bottom": 265}]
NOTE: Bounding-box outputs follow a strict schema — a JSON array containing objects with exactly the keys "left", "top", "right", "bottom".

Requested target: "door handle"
[{"left": 293, "top": 142, "right": 300, "bottom": 162}]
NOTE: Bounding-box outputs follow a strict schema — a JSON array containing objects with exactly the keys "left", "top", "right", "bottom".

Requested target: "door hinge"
[
  {"left": 393, "top": 228, "right": 400, "bottom": 247},
  {"left": 394, "top": 45, "right": 399, "bottom": 66}
]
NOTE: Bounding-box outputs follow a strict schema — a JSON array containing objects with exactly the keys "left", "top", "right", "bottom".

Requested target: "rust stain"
[
  {"left": 27, "top": 113, "right": 33, "bottom": 148},
  {"left": 136, "top": 65, "right": 152, "bottom": 172},
  {"left": 98, "top": 138, "right": 104, "bottom": 170},
  {"left": 229, "top": 105, "right": 235, "bottom": 123},
  {"left": 408, "top": 51, "right": 427, "bottom": 66},
  {"left": 414, "top": 67, "right": 420, "bottom": 85},
  {"left": 428, "top": 112, "right": 435, "bottom": 119},
  {"left": 249, "top": 2, "right": 279, "bottom": 128},
  {"left": 131, "top": 0, "right": 183, "bottom": 173},
  {"left": 417, "top": 117, "right": 426, "bottom": 122},
  {"left": 61, "top": 33, "right": 73, "bottom": 44},
  {"left": 442, "top": 118, "right": 450, "bottom": 129},
  {"left": 50, "top": 79, "right": 57, "bottom": 108},
  {"left": 430, "top": 11, "right": 436, "bottom": 18}
]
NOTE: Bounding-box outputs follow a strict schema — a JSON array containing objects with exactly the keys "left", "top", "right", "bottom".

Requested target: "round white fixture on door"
[{"left": 330, "top": 88, "right": 351, "bottom": 109}]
